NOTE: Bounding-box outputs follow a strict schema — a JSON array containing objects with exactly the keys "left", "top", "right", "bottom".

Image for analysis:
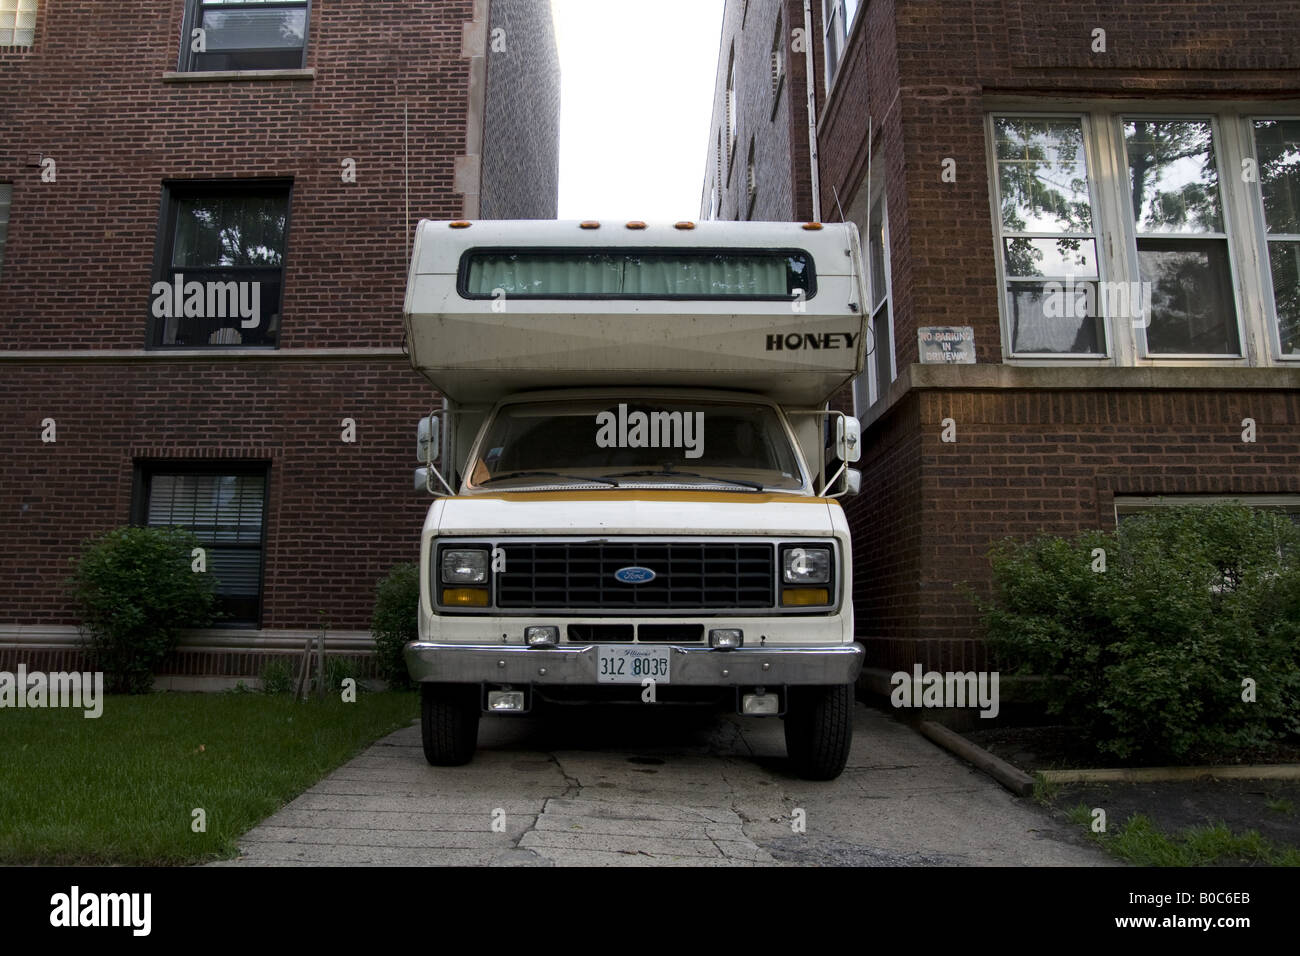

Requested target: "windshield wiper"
[
  {"left": 603, "top": 469, "right": 764, "bottom": 491},
  {"left": 479, "top": 471, "right": 619, "bottom": 487}
]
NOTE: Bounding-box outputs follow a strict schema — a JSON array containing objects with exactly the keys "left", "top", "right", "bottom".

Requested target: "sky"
[{"left": 550, "top": 0, "right": 726, "bottom": 221}]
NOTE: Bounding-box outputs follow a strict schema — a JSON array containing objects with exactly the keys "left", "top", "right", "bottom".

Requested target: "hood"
[{"left": 431, "top": 490, "right": 838, "bottom": 537}]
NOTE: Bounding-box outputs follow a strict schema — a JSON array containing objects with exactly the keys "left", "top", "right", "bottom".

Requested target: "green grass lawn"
[
  {"left": 1064, "top": 804, "right": 1300, "bottom": 866},
  {"left": 0, "top": 690, "right": 418, "bottom": 865}
]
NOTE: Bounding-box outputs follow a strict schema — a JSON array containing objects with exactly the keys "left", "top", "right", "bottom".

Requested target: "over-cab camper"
[{"left": 402, "top": 219, "right": 866, "bottom": 779}]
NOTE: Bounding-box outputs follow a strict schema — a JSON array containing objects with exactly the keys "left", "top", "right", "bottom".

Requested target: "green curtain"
[{"left": 465, "top": 253, "right": 789, "bottom": 297}]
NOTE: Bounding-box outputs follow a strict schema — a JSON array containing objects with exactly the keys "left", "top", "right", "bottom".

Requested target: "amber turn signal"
[{"left": 442, "top": 588, "right": 489, "bottom": 606}]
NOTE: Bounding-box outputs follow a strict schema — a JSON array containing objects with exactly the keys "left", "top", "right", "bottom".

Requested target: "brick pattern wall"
[
  {"left": 846, "top": 385, "right": 1300, "bottom": 671},
  {"left": 480, "top": 0, "right": 560, "bottom": 220},
  {"left": 793, "top": 0, "right": 1300, "bottom": 671},
  {"left": 817, "top": 0, "right": 1300, "bottom": 371},
  {"left": 703, "top": 0, "right": 817, "bottom": 222},
  {"left": 0, "top": 1, "right": 557, "bottom": 646},
  {"left": 0, "top": 0, "right": 479, "bottom": 350},
  {"left": 2, "top": 361, "right": 432, "bottom": 628}
]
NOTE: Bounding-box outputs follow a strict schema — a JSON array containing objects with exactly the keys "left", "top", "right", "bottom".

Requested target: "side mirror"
[
  {"left": 836, "top": 416, "right": 862, "bottom": 463},
  {"left": 417, "top": 414, "right": 440, "bottom": 464},
  {"left": 844, "top": 468, "right": 861, "bottom": 496},
  {"left": 415, "top": 467, "right": 431, "bottom": 492}
]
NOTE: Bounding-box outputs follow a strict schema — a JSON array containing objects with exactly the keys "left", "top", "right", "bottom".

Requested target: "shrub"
[
  {"left": 260, "top": 658, "right": 295, "bottom": 695},
  {"left": 983, "top": 504, "right": 1300, "bottom": 763},
  {"left": 370, "top": 562, "right": 420, "bottom": 690},
  {"left": 67, "top": 526, "right": 217, "bottom": 694}
]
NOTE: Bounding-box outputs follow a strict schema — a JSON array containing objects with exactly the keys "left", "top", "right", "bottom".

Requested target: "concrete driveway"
[{"left": 214, "top": 702, "right": 1112, "bottom": 866}]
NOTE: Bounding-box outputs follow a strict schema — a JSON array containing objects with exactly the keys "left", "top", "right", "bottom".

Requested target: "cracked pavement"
[{"left": 213, "top": 702, "right": 1113, "bottom": 866}]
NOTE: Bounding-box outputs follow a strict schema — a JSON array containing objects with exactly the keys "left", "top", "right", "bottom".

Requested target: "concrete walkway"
[{"left": 213, "top": 703, "right": 1113, "bottom": 866}]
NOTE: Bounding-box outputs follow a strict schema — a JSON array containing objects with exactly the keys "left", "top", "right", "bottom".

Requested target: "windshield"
[{"left": 467, "top": 399, "right": 805, "bottom": 491}]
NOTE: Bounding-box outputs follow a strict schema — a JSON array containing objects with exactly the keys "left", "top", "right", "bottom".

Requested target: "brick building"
[
  {"left": 0, "top": 0, "right": 558, "bottom": 684},
  {"left": 702, "top": 0, "right": 820, "bottom": 223},
  {"left": 706, "top": 0, "right": 1300, "bottom": 684}
]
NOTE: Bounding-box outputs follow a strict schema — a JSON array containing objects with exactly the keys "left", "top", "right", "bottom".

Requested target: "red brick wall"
[
  {"left": 805, "top": 0, "right": 1300, "bottom": 671},
  {"left": 0, "top": 0, "right": 476, "bottom": 348},
  {"left": 849, "top": 385, "right": 1300, "bottom": 671},
  {"left": 0, "top": 1, "right": 488, "bottom": 636},
  {"left": 815, "top": 0, "right": 1300, "bottom": 369},
  {"left": 2, "top": 361, "right": 433, "bottom": 628}
]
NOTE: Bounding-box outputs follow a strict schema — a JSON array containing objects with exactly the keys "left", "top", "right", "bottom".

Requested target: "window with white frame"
[
  {"left": 0, "top": 0, "right": 36, "bottom": 46},
  {"left": 993, "top": 117, "right": 1106, "bottom": 355},
  {"left": 716, "top": 129, "right": 724, "bottom": 194},
  {"left": 1252, "top": 119, "right": 1300, "bottom": 357},
  {"left": 822, "top": 0, "right": 858, "bottom": 91},
  {"left": 745, "top": 137, "right": 757, "bottom": 218},
  {"left": 771, "top": 12, "right": 785, "bottom": 102},
  {"left": 990, "top": 108, "right": 1299, "bottom": 367},
  {"left": 1124, "top": 118, "right": 1239, "bottom": 356},
  {"left": 726, "top": 47, "right": 738, "bottom": 171},
  {"left": 852, "top": 158, "right": 896, "bottom": 414},
  {"left": 867, "top": 191, "right": 895, "bottom": 403}
]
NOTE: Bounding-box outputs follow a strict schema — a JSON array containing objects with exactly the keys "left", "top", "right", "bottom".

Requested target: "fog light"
[
  {"left": 488, "top": 690, "right": 525, "bottom": 712},
  {"left": 525, "top": 626, "right": 559, "bottom": 647},
  {"left": 743, "top": 692, "right": 779, "bottom": 715},
  {"left": 709, "top": 628, "right": 743, "bottom": 649}
]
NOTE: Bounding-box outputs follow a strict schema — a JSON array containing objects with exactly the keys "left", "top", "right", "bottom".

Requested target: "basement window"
[{"left": 135, "top": 465, "right": 269, "bottom": 626}]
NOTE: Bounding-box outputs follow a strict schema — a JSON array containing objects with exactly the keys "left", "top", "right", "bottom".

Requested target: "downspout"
[{"left": 802, "top": 0, "right": 821, "bottom": 222}]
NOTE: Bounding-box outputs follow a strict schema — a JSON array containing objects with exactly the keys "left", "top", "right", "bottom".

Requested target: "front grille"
[
  {"left": 497, "top": 541, "right": 775, "bottom": 611},
  {"left": 568, "top": 624, "right": 633, "bottom": 642},
  {"left": 637, "top": 624, "right": 704, "bottom": 642}
]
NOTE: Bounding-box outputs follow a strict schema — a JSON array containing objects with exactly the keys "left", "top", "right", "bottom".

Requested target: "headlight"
[
  {"left": 783, "top": 546, "right": 831, "bottom": 585},
  {"left": 441, "top": 549, "right": 489, "bottom": 584}
]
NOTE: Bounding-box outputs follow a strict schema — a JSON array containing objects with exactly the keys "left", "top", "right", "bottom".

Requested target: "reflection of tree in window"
[
  {"left": 173, "top": 195, "right": 287, "bottom": 268},
  {"left": 1124, "top": 119, "right": 1237, "bottom": 355},
  {"left": 1254, "top": 120, "right": 1300, "bottom": 354},
  {"left": 1125, "top": 121, "right": 1222, "bottom": 233},
  {"left": 995, "top": 117, "right": 1103, "bottom": 354}
]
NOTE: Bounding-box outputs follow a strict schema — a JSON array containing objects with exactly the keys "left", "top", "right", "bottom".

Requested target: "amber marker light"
[
  {"left": 579, "top": 220, "right": 601, "bottom": 229},
  {"left": 442, "top": 588, "right": 489, "bottom": 607},
  {"left": 626, "top": 221, "right": 647, "bottom": 229},
  {"left": 801, "top": 222, "right": 824, "bottom": 230},
  {"left": 782, "top": 587, "right": 830, "bottom": 606},
  {"left": 449, "top": 221, "right": 472, "bottom": 228},
  {"left": 674, "top": 221, "right": 696, "bottom": 230}
]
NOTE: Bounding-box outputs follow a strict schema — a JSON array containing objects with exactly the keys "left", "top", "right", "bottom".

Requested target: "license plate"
[{"left": 596, "top": 645, "right": 671, "bottom": 683}]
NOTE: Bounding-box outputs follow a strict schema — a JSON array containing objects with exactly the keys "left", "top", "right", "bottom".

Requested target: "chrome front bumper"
[{"left": 404, "top": 641, "right": 864, "bottom": 686}]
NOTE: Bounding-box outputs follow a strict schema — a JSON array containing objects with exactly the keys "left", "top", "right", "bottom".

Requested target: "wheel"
[
  {"left": 420, "top": 683, "right": 480, "bottom": 766},
  {"left": 783, "top": 683, "right": 854, "bottom": 780}
]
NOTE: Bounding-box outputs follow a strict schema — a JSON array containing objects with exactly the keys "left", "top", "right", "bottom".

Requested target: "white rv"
[{"left": 402, "top": 218, "right": 866, "bottom": 779}]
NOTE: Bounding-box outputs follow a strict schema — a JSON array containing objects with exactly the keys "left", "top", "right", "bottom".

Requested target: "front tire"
[
  {"left": 784, "top": 683, "right": 854, "bottom": 780},
  {"left": 420, "top": 683, "right": 480, "bottom": 766}
]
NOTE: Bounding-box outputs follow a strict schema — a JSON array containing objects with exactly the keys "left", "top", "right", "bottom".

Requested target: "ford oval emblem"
[{"left": 614, "top": 566, "right": 656, "bottom": 584}]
